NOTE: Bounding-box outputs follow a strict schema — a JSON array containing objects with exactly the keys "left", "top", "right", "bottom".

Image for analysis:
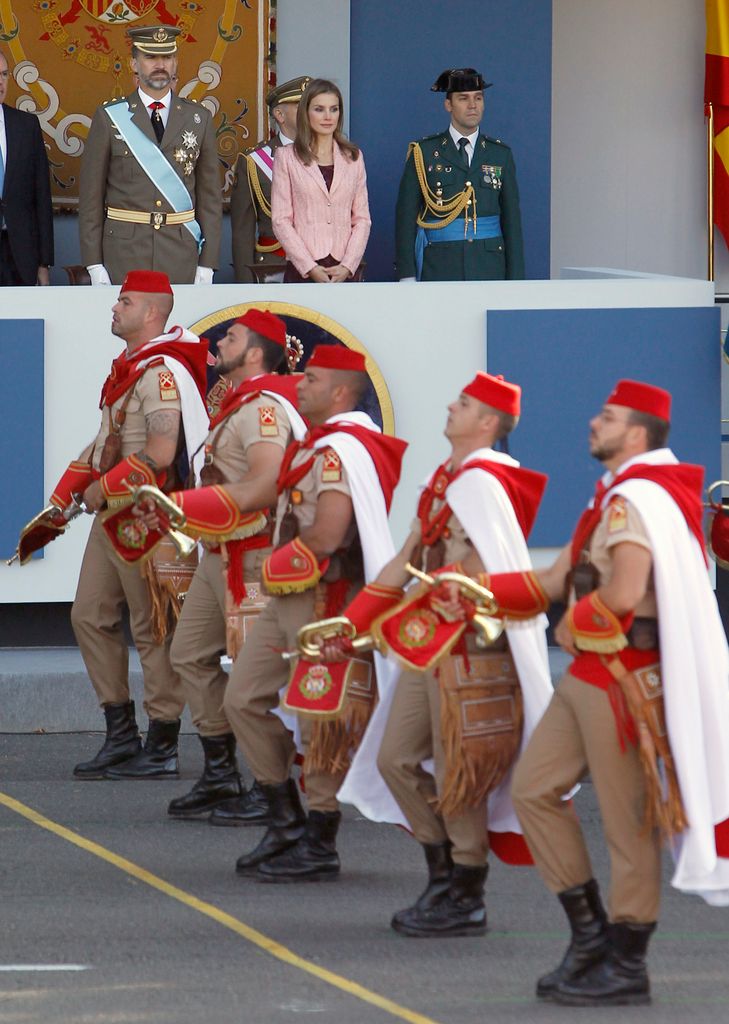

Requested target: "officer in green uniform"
[{"left": 395, "top": 68, "right": 524, "bottom": 282}]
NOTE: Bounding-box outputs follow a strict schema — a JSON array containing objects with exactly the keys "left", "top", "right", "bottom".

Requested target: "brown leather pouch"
[{"left": 438, "top": 650, "right": 523, "bottom": 816}]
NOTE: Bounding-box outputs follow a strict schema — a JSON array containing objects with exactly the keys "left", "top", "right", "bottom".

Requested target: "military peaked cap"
[
  {"left": 267, "top": 75, "right": 312, "bottom": 109},
  {"left": 127, "top": 25, "right": 181, "bottom": 55}
]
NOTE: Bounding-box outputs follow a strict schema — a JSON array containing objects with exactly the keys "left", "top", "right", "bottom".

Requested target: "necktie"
[
  {"left": 149, "top": 101, "right": 165, "bottom": 144},
  {"left": 457, "top": 136, "right": 470, "bottom": 164}
]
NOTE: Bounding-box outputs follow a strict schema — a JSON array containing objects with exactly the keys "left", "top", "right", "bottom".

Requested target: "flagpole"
[{"left": 709, "top": 100, "right": 715, "bottom": 281}]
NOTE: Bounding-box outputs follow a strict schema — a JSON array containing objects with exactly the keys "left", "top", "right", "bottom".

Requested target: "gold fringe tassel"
[
  {"left": 304, "top": 693, "right": 374, "bottom": 776},
  {"left": 143, "top": 560, "right": 183, "bottom": 644}
]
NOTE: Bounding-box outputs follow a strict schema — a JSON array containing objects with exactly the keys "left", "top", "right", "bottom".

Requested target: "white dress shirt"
[
  {"left": 137, "top": 87, "right": 172, "bottom": 128},
  {"left": 449, "top": 124, "right": 479, "bottom": 165}
]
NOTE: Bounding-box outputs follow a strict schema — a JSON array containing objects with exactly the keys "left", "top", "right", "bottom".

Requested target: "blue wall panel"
[
  {"left": 349, "top": 0, "right": 552, "bottom": 282},
  {"left": 0, "top": 320, "right": 45, "bottom": 558},
  {"left": 487, "top": 306, "right": 721, "bottom": 546}
]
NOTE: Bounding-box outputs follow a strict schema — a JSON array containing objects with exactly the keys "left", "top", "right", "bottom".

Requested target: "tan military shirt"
[
  {"left": 206, "top": 393, "right": 291, "bottom": 483},
  {"left": 91, "top": 364, "right": 181, "bottom": 472},
  {"left": 587, "top": 494, "right": 657, "bottom": 618},
  {"left": 410, "top": 505, "right": 473, "bottom": 567},
  {"left": 274, "top": 445, "right": 353, "bottom": 544}
]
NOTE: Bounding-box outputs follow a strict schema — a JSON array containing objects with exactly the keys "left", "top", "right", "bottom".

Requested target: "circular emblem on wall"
[{"left": 189, "top": 301, "right": 396, "bottom": 434}]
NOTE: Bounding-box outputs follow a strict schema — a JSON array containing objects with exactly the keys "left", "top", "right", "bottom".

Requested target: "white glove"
[
  {"left": 399, "top": 276, "right": 417, "bottom": 282},
  {"left": 194, "top": 266, "right": 214, "bottom": 285},
  {"left": 88, "top": 265, "right": 112, "bottom": 286}
]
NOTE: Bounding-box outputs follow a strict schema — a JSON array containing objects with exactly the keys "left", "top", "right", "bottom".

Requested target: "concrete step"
[{"left": 0, "top": 645, "right": 572, "bottom": 734}]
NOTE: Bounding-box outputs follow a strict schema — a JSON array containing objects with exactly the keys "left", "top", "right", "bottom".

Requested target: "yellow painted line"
[{"left": 0, "top": 791, "right": 442, "bottom": 1024}]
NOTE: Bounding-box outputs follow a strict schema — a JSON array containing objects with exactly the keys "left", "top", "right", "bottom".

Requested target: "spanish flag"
[{"left": 706, "top": 1, "right": 729, "bottom": 247}]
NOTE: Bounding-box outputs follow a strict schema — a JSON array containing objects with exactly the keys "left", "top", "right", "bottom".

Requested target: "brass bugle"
[
  {"left": 706, "top": 480, "right": 729, "bottom": 509},
  {"left": 129, "top": 484, "right": 197, "bottom": 559},
  {"left": 404, "top": 562, "right": 504, "bottom": 648},
  {"left": 281, "top": 616, "right": 376, "bottom": 662}
]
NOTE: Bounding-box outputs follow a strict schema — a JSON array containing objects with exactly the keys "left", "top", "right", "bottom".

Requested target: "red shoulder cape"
[
  {"left": 208, "top": 373, "right": 302, "bottom": 429},
  {"left": 100, "top": 330, "right": 209, "bottom": 408},
  {"left": 453, "top": 460, "right": 548, "bottom": 540}
]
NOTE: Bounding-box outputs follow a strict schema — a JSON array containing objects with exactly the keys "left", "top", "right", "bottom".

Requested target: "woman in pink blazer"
[{"left": 271, "top": 79, "right": 371, "bottom": 282}]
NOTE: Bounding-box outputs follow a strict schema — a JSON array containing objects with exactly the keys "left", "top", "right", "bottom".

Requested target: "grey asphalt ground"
[{"left": 1, "top": 733, "right": 728, "bottom": 1024}]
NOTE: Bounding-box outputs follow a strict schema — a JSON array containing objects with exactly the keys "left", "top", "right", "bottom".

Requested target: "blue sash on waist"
[
  {"left": 415, "top": 215, "right": 500, "bottom": 280},
  {"left": 104, "top": 102, "right": 203, "bottom": 253}
]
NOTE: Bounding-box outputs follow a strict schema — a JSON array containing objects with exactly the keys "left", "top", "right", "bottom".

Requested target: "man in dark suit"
[
  {"left": 395, "top": 68, "right": 524, "bottom": 282},
  {"left": 0, "top": 49, "right": 54, "bottom": 287}
]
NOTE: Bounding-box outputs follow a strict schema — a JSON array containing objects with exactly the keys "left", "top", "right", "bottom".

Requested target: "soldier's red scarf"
[
  {"left": 419, "top": 458, "right": 548, "bottom": 545},
  {"left": 207, "top": 373, "right": 302, "bottom": 430},
  {"left": 99, "top": 327, "right": 209, "bottom": 409},
  {"left": 570, "top": 462, "right": 706, "bottom": 566},
  {"left": 277, "top": 422, "right": 408, "bottom": 513}
]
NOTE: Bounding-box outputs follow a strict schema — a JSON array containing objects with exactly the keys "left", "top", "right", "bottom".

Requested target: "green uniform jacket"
[
  {"left": 229, "top": 134, "right": 285, "bottom": 284},
  {"left": 395, "top": 129, "right": 524, "bottom": 281},
  {"left": 78, "top": 90, "right": 222, "bottom": 284}
]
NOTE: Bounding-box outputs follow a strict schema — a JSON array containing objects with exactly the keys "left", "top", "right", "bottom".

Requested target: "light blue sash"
[
  {"left": 104, "top": 101, "right": 203, "bottom": 253},
  {"left": 415, "top": 215, "right": 500, "bottom": 280}
]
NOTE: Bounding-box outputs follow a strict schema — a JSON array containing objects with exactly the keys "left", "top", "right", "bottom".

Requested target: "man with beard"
[
  {"left": 482, "top": 380, "right": 729, "bottom": 1006},
  {"left": 79, "top": 25, "right": 221, "bottom": 286},
  {"left": 162, "top": 309, "right": 307, "bottom": 817},
  {"left": 53, "top": 270, "right": 209, "bottom": 779},
  {"left": 188, "top": 345, "right": 407, "bottom": 881}
]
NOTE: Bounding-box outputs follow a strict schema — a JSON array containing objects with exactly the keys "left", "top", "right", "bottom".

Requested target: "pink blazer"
[{"left": 271, "top": 142, "right": 371, "bottom": 277}]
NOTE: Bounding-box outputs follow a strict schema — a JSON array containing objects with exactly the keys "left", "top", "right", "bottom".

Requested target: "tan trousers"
[
  {"left": 170, "top": 549, "right": 267, "bottom": 736},
  {"left": 222, "top": 592, "right": 346, "bottom": 812},
  {"left": 377, "top": 666, "right": 490, "bottom": 867},
  {"left": 71, "top": 515, "right": 183, "bottom": 720},
  {"left": 511, "top": 672, "right": 661, "bottom": 924}
]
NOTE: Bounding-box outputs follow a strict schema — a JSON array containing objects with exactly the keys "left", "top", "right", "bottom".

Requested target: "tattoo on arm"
[
  {"left": 145, "top": 410, "right": 181, "bottom": 440},
  {"left": 136, "top": 451, "right": 160, "bottom": 471}
]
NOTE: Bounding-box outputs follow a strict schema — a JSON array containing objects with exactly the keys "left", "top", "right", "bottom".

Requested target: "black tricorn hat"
[{"left": 431, "top": 68, "right": 492, "bottom": 93}]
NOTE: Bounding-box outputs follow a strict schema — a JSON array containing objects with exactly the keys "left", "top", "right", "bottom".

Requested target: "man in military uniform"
[
  {"left": 187, "top": 345, "right": 405, "bottom": 881},
  {"left": 330, "top": 373, "right": 551, "bottom": 938},
  {"left": 481, "top": 380, "right": 729, "bottom": 1006},
  {"left": 395, "top": 68, "right": 524, "bottom": 282},
  {"left": 230, "top": 75, "right": 311, "bottom": 283},
  {"left": 79, "top": 25, "right": 221, "bottom": 286},
  {"left": 164, "top": 309, "right": 305, "bottom": 822},
  {"left": 52, "top": 270, "right": 209, "bottom": 779}
]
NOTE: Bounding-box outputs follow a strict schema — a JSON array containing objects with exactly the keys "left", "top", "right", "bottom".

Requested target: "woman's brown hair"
[{"left": 293, "top": 78, "right": 360, "bottom": 165}]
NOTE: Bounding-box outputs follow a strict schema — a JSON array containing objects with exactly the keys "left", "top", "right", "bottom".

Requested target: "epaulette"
[
  {"left": 244, "top": 138, "right": 271, "bottom": 157},
  {"left": 481, "top": 134, "right": 511, "bottom": 149},
  {"left": 417, "top": 131, "right": 443, "bottom": 143},
  {"left": 103, "top": 96, "right": 125, "bottom": 107}
]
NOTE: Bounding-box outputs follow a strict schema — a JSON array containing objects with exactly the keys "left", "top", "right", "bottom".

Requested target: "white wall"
[
  {"left": 551, "top": 0, "right": 723, "bottom": 286},
  {"left": 275, "top": 0, "right": 350, "bottom": 135},
  {"left": 0, "top": 275, "right": 712, "bottom": 602}
]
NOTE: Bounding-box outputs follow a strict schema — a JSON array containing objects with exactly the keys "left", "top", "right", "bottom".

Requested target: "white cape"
[
  {"left": 135, "top": 327, "right": 209, "bottom": 484},
  {"left": 276, "top": 412, "right": 399, "bottom": 742},
  {"left": 339, "top": 447, "right": 553, "bottom": 836},
  {"left": 605, "top": 448, "right": 729, "bottom": 906}
]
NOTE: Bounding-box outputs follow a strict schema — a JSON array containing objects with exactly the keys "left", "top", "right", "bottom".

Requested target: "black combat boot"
[
  {"left": 391, "top": 863, "right": 487, "bottom": 937},
  {"left": 167, "top": 733, "right": 241, "bottom": 818},
  {"left": 105, "top": 718, "right": 181, "bottom": 779},
  {"left": 209, "top": 779, "right": 271, "bottom": 827},
  {"left": 391, "top": 841, "right": 454, "bottom": 930},
  {"left": 554, "top": 921, "right": 656, "bottom": 1006},
  {"left": 73, "top": 701, "right": 141, "bottom": 779},
  {"left": 257, "top": 810, "right": 342, "bottom": 883},
  {"left": 536, "top": 879, "right": 609, "bottom": 1000},
  {"left": 235, "top": 778, "right": 305, "bottom": 875}
]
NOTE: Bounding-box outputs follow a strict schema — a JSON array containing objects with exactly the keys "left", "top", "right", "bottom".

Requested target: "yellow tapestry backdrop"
[{"left": 0, "top": 0, "right": 274, "bottom": 206}]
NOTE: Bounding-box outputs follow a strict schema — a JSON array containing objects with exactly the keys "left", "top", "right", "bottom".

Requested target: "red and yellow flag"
[{"left": 706, "top": 1, "right": 729, "bottom": 246}]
